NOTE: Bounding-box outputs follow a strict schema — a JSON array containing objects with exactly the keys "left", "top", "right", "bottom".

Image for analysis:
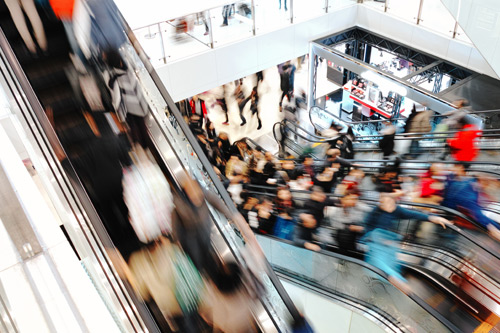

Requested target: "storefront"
[{"left": 308, "top": 27, "right": 476, "bottom": 127}]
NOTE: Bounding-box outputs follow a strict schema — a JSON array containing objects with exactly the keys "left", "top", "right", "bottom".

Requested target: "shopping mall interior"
[{"left": 0, "top": 0, "right": 499, "bottom": 332}]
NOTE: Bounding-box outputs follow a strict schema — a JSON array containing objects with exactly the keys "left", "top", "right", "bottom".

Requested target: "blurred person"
[
  {"left": 303, "top": 186, "right": 339, "bottom": 227},
  {"left": 412, "top": 163, "right": 445, "bottom": 205},
  {"left": 190, "top": 95, "right": 207, "bottom": 129},
  {"left": 275, "top": 187, "right": 295, "bottom": 215},
  {"left": 441, "top": 165, "right": 500, "bottom": 239},
  {"left": 200, "top": 262, "right": 257, "bottom": 333},
  {"left": 378, "top": 122, "right": 396, "bottom": 159},
  {"left": 273, "top": 207, "right": 296, "bottom": 241},
  {"left": 255, "top": 196, "right": 276, "bottom": 235},
  {"left": 225, "top": 154, "right": 247, "bottom": 180},
  {"left": 278, "top": 61, "right": 293, "bottom": 111},
  {"left": 404, "top": 104, "right": 431, "bottom": 158},
  {"left": 314, "top": 164, "right": 338, "bottom": 193},
  {"left": 279, "top": 0, "right": 287, "bottom": 11},
  {"left": 221, "top": 4, "right": 231, "bottom": 26},
  {"left": 448, "top": 116, "right": 482, "bottom": 163},
  {"left": 324, "top": 148, "right": 358, "bottom": 179},
  {"left": 294, "top": 213, "right": 321, "bottom": 252},
  {"left": 442, "top": 99, "right": 470, "bottom": 131},
  {"left": 330, "top": 190, "right": 371, "bottom": 255},
  {"left": 234, "top": 84, "right": 249, "bottom": 126},
  {"left": 227, "top": 167, "right": 246, "bottom": 206},
  {"left": 293, "top": 155, "right": 316, "bottom": 181},
  {"left": 239, "top": 193, "right": 259, "bottom": 222},
  {"left": 362, "top": 192, "right": 451, "bottom": 292},
  {"left": 262, "top": 151, "right": 277, "bottom": 180},
  {"left": 334, "top": 168, "right": 365, "bottom": 196},
  {"left": 5, "top": 0, "right": 47, "bottom": 54},
  {"left": 172, "top": 173, "right": 260, "bottom": 280},
  {"left": 336, "top": 126, "right": 355, "bottom": 159},
  {"left": 55, "top": 111, "right": 142, "bottom": 260},
  {"left": 127, "top": 237, "right": 205, "bottom": 332},
  {"left": 217, "top": 132, "right": 231, "bottom": 162},
  {"left": 249, "top": 86, "right": 262, "bottom": 130},
  {"left": 374, "top": 160, "right": 402, "bottom": 194},
  {"left": 231, "top": 139, "right": 252, "bottom": 163}
]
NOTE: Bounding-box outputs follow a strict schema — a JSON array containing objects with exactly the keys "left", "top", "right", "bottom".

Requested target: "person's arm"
[{"left": 396, "top": 206, "right": 451, "bottom": 229}]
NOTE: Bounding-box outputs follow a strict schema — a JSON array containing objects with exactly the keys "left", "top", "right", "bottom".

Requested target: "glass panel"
[
  {"left": 419, "top": 0, "right": 456, "bottom": 38},
  {"left": 328, "top": 0, "right": 357, "bottom": 11},
  {"left": 133, "top": 24, "right": 166, "bottom": 67},
  {"left": 454, "top": 24, "right": 472, "bottom": 44},
  {"left": 119, "top": 43, "right": 293, "bottom": 331},
  {"left": 257, "top": 235, "right": 451, "bottom": 332},
  {"left": 254, "top": 0, "right": 291, "bottom": 34},
  {"left": 293, "top": 0, "right": 327, "bottom": 23},
  {"left": 362, "top": 0, "right": 386, "bottom": 12},
  {"left": 386, "top": 0, "right": 420, "bottom": 24},
  {"left": 210, "top": 2, "right": 254, "bottom": 47},
  {"left": 161, "top": 12, "right": 212, "bottom": 62}
]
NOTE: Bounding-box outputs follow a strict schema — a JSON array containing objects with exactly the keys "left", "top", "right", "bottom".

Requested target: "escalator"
[
  {"left": 257, "top": 233, "right": 500, "bottom": 332},
  {"left": 0, "top": 2, "right": 301, "bottom": 332},
  {"left": 245, "top": 179, "right": 500, "bottom": 331}
]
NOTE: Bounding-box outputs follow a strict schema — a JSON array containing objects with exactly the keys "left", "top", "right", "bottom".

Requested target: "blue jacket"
[
  {"left": 364, "top": 206, "right": 431, "bottom": 233},
  {"left": 441, "top": 175, "right": 499, "bottom": 230}
]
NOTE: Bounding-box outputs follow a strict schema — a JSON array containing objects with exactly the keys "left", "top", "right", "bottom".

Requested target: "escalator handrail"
[
  {"left": 258, "top": 234, "right": 461, "bottom": 333},
  {"left": 118, "top": 10, "right": 302, "bottom": 324},
  {"left": 245, "top": 183, "right": 500, "bottom": 262},
  {"left": 309, "top": 106, "right": 500, "bottom": 139}
]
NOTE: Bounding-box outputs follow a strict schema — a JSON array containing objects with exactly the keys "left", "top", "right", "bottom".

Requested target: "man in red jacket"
[{"left": 448, "top": 118, "right": 481, "bottom": 163}]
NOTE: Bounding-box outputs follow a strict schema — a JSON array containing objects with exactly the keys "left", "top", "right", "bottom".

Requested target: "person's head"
[
  {"left": 452, "top": 163, "right": 468, "bottom": 176},
  {"left": 253, "top": 149, "right": 263, "bottom": 160},
  {"left": 277, "top": 187, "right": 292, "bottom": 201},
  {"left": 103, "top": 49, "right": 125, "bottom": 69},
  {"left": 265, "top": 151, "right": 274, "bottom": 161},
  {"left": 379, "top": 193, "right": 397, "bottom": 212},
  {"left": 458, "top": 115, "right": 470, "bottom": 129},
  {"left": 303, "top": 156, "right": 314, "bottom": 166},
  {"left": 179, "top": 172, "right": 204, "bottom": 206},
  {"left": 192, "top": 95, "right": 199, "bottom": 102},
  {"left": 300, "top": 213, "right": 317, "bottom": 229},
  {"left": 429, "top": 163, "right": 444, "bottom": 177},
  {"left": 326, "top": 149, "right": 341, "bottom": 160},
  {"left": 310, "top": 186, "right": 326, "bottom": 202},
  {"left": 219, "top": 132, "right": 228, "bottom": 141},
  {"left": 340, "top": 190, "right": 360, "bottom": 208},
  {"left": 349, "top": 168, "right": 364, "bottom": 180},
  {"left": 282, "top": 160, "right": 295, "bottom": 170},
  {"left": 259, "top": 196, "right": 273, "bottom": 210},
  {"left": 212, "top": 262, "right": 243, "bottom": 294}
]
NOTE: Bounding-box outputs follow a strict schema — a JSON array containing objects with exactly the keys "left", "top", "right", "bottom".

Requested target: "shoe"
[
  {"left": 204, "top": 31, "right": 209, "bottom": 36},
  {"left": 257, "top": 121, "right": 262, "bottom": 130},
  {"left": 222, "top": 121, "right": 229, "bottom": 125},
  {"left": 240, "top": 121, "right": 246, "bottom": 126}
]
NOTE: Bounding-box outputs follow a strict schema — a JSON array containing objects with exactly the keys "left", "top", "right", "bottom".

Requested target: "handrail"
[
  {"left": 309, "top": 106, "right": 500, "bottom": 139},
  {"left": 120, "top": 9, "right": 303, "bottom": 325},
  {"left": 258, "top": 234, "right": 460, "bottom": 333}
]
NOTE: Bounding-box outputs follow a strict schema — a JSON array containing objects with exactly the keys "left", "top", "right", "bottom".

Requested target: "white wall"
[
  {"left": 281, "top": 280, "right": 385, "bottom": 333},
  {"left": 356, "top": 5, "right": 499, "bottom": 79},
  {"left": 157, "top": 5, "right": 358, "bottom": 102},
  {"left": 440, "top": 0, "right": 500, "bottom": 78}
]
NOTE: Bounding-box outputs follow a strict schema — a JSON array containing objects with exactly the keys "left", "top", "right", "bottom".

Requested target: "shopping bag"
[
  {"left": 171, "top": 247, "right": 204, "bottom": 314},
  {"left": 273, "top": 216, "right": 295, "bottom": 241}
]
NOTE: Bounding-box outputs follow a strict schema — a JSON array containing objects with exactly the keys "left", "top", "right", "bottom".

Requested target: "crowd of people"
[{"left": 183, "top": 97, "right": 500, "bottom": 291}]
